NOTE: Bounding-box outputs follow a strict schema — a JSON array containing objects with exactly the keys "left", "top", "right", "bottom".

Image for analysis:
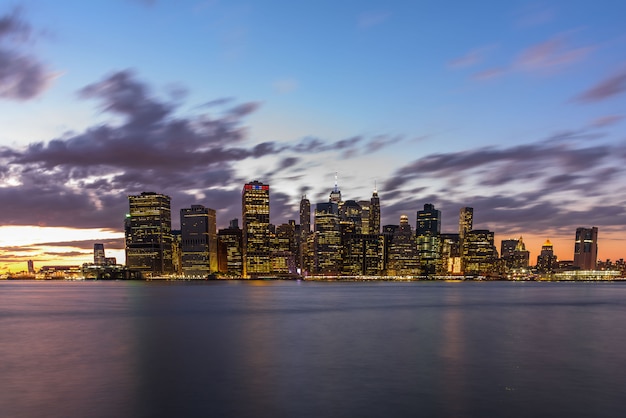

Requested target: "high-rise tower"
[
  {"left": 94, "top": 243, "right": 106, "bottom": 265},
  {"left": 126, "top": 192, "right": 174, "bottom": 276},
  {"left": 369, "top": 185, "right": 381, "bottom": 234},
  {"left": 329, "top": 172, "right": 342, "bottom": 204},
  {"left": 180, "top": 205, "right": 217, "bottom": 277},
  {"left": 300, "top": 195, "right": 311, "bottom": 235},
  {"left": 536, "top": 239, "right": 557, "bottom": 273},
  {"left": 459, "top": 207, "right": 473, "bottom": 240},
  {"left": 573, "top": 227, "right": 598, "bottom": 270},
  {"left": 242, "top": 181, "right": 271, "bottom": 278},
  {"left": 416, "top": 203, "right": 441, "bottom": 275}
]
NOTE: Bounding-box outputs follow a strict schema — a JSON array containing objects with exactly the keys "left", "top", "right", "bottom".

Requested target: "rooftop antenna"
[{"left": 334, "top": 171, "right": 339, "bottom": 192}]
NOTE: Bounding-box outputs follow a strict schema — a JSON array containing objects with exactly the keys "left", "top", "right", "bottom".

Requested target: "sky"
[{"left": 0, "top": 0, "right": 625, "bottom": 272}]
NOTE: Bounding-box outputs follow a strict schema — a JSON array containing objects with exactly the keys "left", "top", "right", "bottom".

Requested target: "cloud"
[
  {"left": 379, "top": 130, "right": 626, "bottom": 236},
  {"left": 365, "top": 135, "right": 403, "bottom": 153},
  {"left": 472, "top": 67, "right": 506, "bottom": 81},
  {"left": 576, "top": 69, "right": 626, "bottom": 102},
  {"left": 590, "top": 115, "right": 624, "bottom": 127},
  {"left": 448, "top": 46, "right": 496, "bottom": 70},
  {"left": 0, "top": 9, "right": 54, "bottom": 100},
  {"left": 515, "top": 35, "right": 593, "bottom": 73},
  {"left": 37, "top": 238, "right": 125, "bottom": 250}
]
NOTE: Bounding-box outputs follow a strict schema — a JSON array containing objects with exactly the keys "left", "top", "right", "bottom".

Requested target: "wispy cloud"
[
  {"left": 576, "top": 68, "right": 626, "bottom": 102},
  {"left": 0, "top": 9, "right": 55, "bottom": 100},
  {"left": 448, "top": 46, "right": 496, "bottom": 69},
  {"left": 515, "top": 34, "right": 594, "bottom": 73}
]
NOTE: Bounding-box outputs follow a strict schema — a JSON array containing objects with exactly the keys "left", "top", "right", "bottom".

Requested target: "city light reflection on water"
[{"left": 1, "top": 280, "right": 626, "bottom": 418}]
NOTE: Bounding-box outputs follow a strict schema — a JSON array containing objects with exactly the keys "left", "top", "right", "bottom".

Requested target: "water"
[{"left": 1, "top": 280, "right": 625, "bottom": 418}]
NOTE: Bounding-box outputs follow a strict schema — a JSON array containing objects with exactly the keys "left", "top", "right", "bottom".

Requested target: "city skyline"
[{"left": 1, "top": 1, "right": 626, "bottom": 271}]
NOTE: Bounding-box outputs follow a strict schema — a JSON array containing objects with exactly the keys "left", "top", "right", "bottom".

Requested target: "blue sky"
[{"left": 0, "top": 0, "right": 625, "bottom": 270}]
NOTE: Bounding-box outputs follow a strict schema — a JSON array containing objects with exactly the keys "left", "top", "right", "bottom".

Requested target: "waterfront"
[{"left": 1, "top": 280, "right": 625, "bottom": 418}]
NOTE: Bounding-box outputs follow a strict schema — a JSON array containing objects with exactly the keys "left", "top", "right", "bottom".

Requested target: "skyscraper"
[
  {"left": 369, "top": 187, "right": 381, "bottom": 234},
  {"left": 462, "top": 229, "right": 497, "bottom": 275},
  {"left": 459, "top": 207, "right": 473, "bottom": 240},
  {"left": 536, "top": 239, "right": 557, "bottom": 273},
  {"left": 329, "top": 173, "right": 342, "bottom": 204},
  {"left": 300, "top": 195, "right": 311, "bottom": 236},
  {"left": 574, "top": 227, "right": 598, "bottom": 270},
  {"left": 217, "top": 219, "right": 243, "bottom": 277},
  {"left": 180, "top": 205, "right": 217, "bottom": 277},
  {"left": 126, "top": 192, "right": 174, "bottom": 276},
  {"left": 242, "top": 181, "right": 271, "bottom": 278},
  {"left": 94, "top": 243, "right": 106, "bottom": 265},
  {"left": 500, "top": 238, "right": 530, "bottom": 271},
  {"left": 387, "top": 215, "right": 419, "bottom": 276},
  {"left": 416, "top": 203, "right": 441, "bottom": 275},
  {"left": 314, "top": 202, "right": 342, "bottom": 275}
]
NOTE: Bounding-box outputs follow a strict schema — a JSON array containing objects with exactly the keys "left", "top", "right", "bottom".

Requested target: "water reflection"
[{"left": 1, "top": 281, "right": 626, "bottom": 418}]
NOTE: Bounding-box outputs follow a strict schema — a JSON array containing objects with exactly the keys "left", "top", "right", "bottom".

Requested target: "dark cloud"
[
  {"left": 0, "top": 9, "right": 53, "bottom": 100},
  {"left": 37, "top": 238, "right": 125, "bottom": 250},
  {"left": 44, "top": 251, "right": 89, "bottom": 257},
  {"left": 365, "top": 135, "right": 402, "bottom": 153},
  {"left": 576, "top": 69, "right": 626, "bottom": 102}
]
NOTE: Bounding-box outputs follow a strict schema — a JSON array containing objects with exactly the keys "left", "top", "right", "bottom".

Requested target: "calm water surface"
[{"left": 1, "top": 280, "right": 625, "bottom": 418}]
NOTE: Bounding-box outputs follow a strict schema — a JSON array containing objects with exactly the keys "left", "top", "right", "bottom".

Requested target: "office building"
[
  {"left": 217, "top": 219, "right": 243, "bottom": 277},
  {"left": 94, "top": 243, "right": 106, "bottom": 266},
  {"left": 536, "top": 239, "right": 557, "bottom": 273},
  {"left": 370, "top": 187, "right": 381, "bottom": 234},
  {"left": 462, "top": 229, "right": 497, "bottom": 275},
  {"left": 459, "top": 207, "right": 473, "bottom": 241},
  {"left": 329, "top": 173, "right": 342, "bottom": 204},
  {"left": 242, "top": 181, "right": 271, "bottom": 278},
  {"left": 300, "top": 195, "right": 311, "bottom": 236},
  {"left": 439, "top": 233, "right": 461, "bottom": 274},
  {"left": 416, "top": 203, "right": 441, "bottom": 275},
  {"left": 125, "top": 192, "right": 174, "bottom": 276},
  {"left": 180, "top": 205, "right": 217, "bottom": 277},
  {"left": 314, "top": 202, "right": 342, "bottom": 275},
  {"left": 501, "top": 237, "right": 530, "bottom": 271},
  {"left": 573, "top": 227, "right": 598, "bottom": 270},
  {"left": 387, "top": 215, "right": 419, "bottom": 276}
]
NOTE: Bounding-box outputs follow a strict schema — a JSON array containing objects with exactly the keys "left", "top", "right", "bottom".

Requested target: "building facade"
[
  {"left": 242, "top": 181, "right": 271, "bottom": 278},
  {"left": 125, "top": 192, "right": 174, "bottom": 276},
  {"left": 573, "top": 227, "right": 598, "bottom": 270},
  {"left": 180, "top": 205, "right": 217, "bottom": 277}
]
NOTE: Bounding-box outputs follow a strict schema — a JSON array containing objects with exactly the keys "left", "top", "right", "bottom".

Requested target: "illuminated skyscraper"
[
  {"left": 300, "top": 195, "right": 311, "bottom": 235},
  {"left": 314, "top": 202, "right": 342, "bottom": 275},
  {"left": 329, "top": 173, "right": 342, "bottom": 204},
  {"left": 387, "top": 215, "right": 419, "bottom": 276},
  {"left": 126, "top": 192, "right": 174, "bottom": 276},
  {"left": 439, "top": 233, "right": 461, "bottom": 274},
  {"left": 370, "top": 187, "right": 381, "bottom": 234},
  {"left": 536, "top": 239, "right": 557, "bottom": 273},
  {"left": 94, "top": 243, "right": 106, "bottom": 265},
  {"left": 242, "top": 181, "right": 271, "bottom": 277},
  {"left": 416, "top": 203, "right": 441, "bottom": 275},
  {"left": 340, "top": 200, "right": 363, "bottom": 233},
  {"left": 500, "top": 237, "right": 530, "bottom": 271},
  {"left": 180, "top": 205, "right": 217, "bottom": 277},
  {"left": 462, "top": 229, "right": 497, "bottom": 275},
  {"left": 217, "top": 219, "right": 243, "bottom": 277},
  {"left": 459, "top": 207, "right": 473, "bottom": 240},
  {"left": 574, "top": 227, "right": 598, "bottom": 270}
]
